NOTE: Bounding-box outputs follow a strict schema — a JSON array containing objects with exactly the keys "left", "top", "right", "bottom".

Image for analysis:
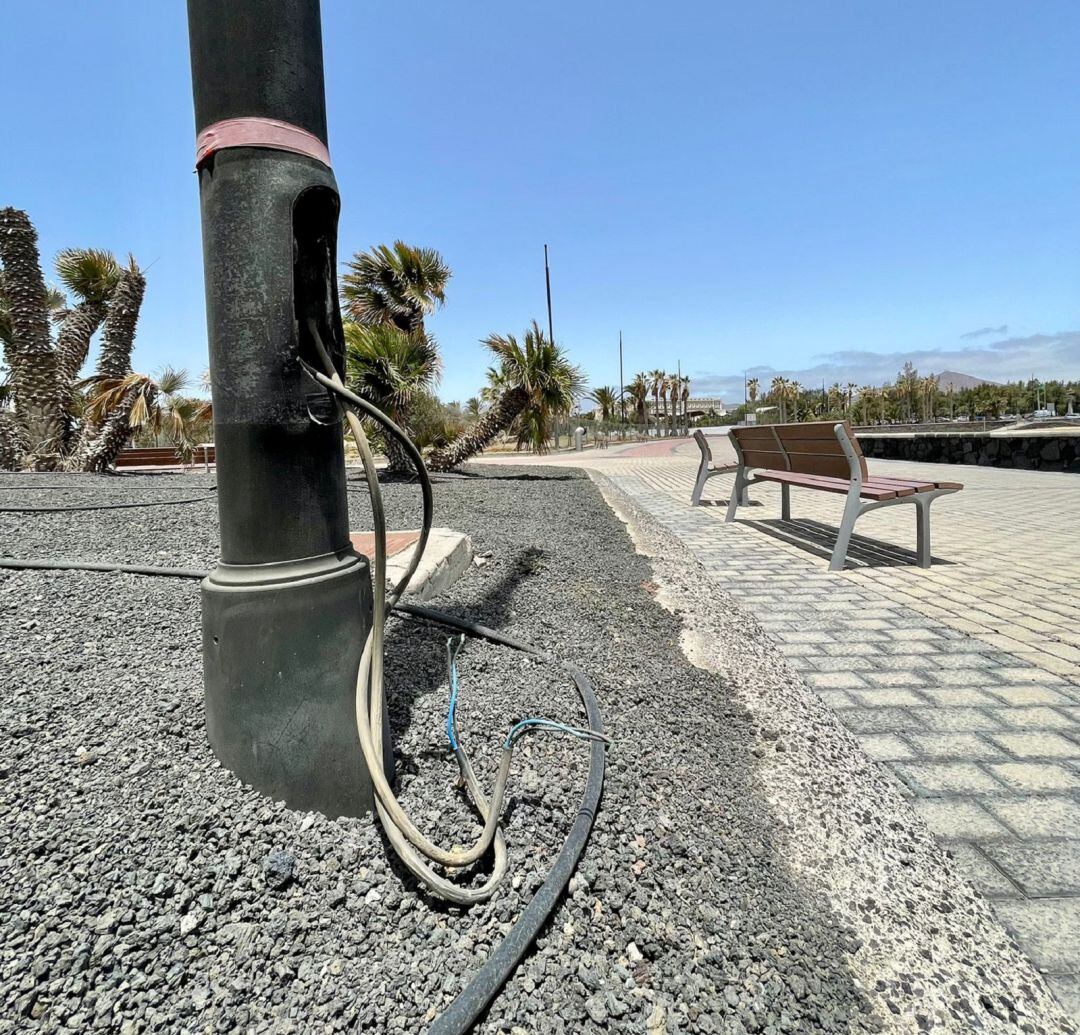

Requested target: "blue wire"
[
  {"left": 445, "top": 634, "right": 465, "bottom": 751},
  {"left": 504, "top": 717, "right": 606, "bottom": 749},
  {"left": 445, "top": 633, "right": 608, "bottom": 753}
]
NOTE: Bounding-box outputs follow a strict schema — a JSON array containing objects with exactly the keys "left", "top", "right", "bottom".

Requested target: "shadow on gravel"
[
  {"left": 376, "top": 468, "right": 880, "bottom": 1030},
  {"left": 743, "top": 515, "right": 957, "bottom": 568}
]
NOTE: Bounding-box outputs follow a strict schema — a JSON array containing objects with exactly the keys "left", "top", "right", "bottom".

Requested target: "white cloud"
[{"left": 690, "top": 330, "right": 1080, "bottom": 399}]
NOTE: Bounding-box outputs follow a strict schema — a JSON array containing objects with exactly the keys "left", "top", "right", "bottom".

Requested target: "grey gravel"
[{"left": 0, "top": 466, "right": 1072, "bottom": 1033}]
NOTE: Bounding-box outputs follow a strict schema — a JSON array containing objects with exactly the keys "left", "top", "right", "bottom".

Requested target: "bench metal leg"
[
  {"left": 725, "top": 470, "right": 747, "bottom": 522},
  {"left": 914, "top": 495, "right": 932, "bottom": 568},
  {"left": 690, "top": 461, "right": 710, "bottom": 506},
  {"left": 829, "top": 487, "right": 863, "bottom": 571},
  {"left": 781, "top": 483, "right": 791, "bottom": 521}
]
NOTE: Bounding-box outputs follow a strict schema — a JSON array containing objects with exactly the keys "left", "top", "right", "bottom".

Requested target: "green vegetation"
[
  {"left": 426, "top": 321, "right": 584, "bottom": 471},
  {"left": 0, "top": 207, "right": 168, "bottom": 471},
  {"left": 750, "top": 363, "right": 1078, "bottom": 425}
]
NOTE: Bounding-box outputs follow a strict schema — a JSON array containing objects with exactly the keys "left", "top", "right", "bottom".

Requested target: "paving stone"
[
  {"left": 904, "top": 733, "right": 1005, "bottom": 760},
  {"left": 913, "top": 799, "right": 1011, "bottom": 839},
  {"left": 944, "top": 842, "right": 1020, "bottom": 898},
  {"left": 864, "top": 671, "right": 926, "bottom": 688},
  {"left": 1045, "top": 976, "right": 1080, "bottom": 1025},
  {"left": 991, "top": 686, "right": 1075, "bottom": 706},
  {"left": 857, "top": 733, "right": 915, "bottom": 761},
  {"left": 993, "top": 898, "right": 1080, "bottom": 974},
  {"left": 991, "top": 707, "right": 1076, "bottom": 730},
  {"left": 909, "top": 707, "right": 1002, "bottom": 733},
  {"left": 849, "top": 689, "right": 926, "bottom": 707},
  {"left": 887, "top": 627, "right": 942, "bottom": 641},
  {"left": 983, "top": 841, "right": 1080, "bottom": 896},
  {"left": 918, "top": 687, "right": 1004, "bottom": 708},
  {"left": 987, "top": 797, "right": 1080, "bottom": 839},
  {"left": 805, "top": 671, "right": 868, "bottom": 689},
  {"left": 814, "top": 689, "right": 857, "bottom": 709},
  {"left": 894, "top": 761, "right": 1005, "bottom": 796},
  {"left": 988, "top": 763, "right": 1080, "bottom": 793},
  {"left": 841, "top": 708, "right": 921, "bottom": 734},
  {"left": 990, "top": 732, "right": 1080, "bottom": 759},
  {"left": 932, "top": 669, "right": 1004, "bottom": 687}
]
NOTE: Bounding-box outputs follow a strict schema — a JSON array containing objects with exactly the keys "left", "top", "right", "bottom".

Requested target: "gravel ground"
[{"left": 0, "top": 467, "right": 1071, "bottom": 1034}]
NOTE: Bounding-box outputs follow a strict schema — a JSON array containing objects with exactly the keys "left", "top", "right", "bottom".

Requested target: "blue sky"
[{"left": 3, "top": 1, "right": 1078, "bottom": 404}]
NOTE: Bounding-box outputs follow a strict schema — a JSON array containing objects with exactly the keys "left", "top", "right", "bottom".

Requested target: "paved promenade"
[{"left": 478, "top": 435, "right": 1080, "bottom": 1020}]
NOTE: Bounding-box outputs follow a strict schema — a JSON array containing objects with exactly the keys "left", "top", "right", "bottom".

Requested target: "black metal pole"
[
  {"left": 187, "top": 0, "right": 385, "bottom": 818},
  {"left": 619, "top": 330, "right": 625, "bottom": 424},
  {"left": 544, "top": 244, "right": 556, "bottom": 446}
]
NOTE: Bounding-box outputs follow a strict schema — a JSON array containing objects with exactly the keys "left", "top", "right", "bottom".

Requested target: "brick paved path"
[{"left": 479, "top": 438, "right": 1080, "bottom": 1019}]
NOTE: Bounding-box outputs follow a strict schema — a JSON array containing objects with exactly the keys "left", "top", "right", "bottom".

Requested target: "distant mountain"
[{"left": 935, "top": 370, "right": 998, "bottom": 392}]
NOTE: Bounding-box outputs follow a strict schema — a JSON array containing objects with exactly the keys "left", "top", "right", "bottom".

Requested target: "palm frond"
[{"left": 54, "top": 248, "right": 121, "bottom": 303}]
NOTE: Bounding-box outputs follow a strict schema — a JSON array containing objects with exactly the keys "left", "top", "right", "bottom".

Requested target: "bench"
[
  {"left": 115, "top": 444, "right": 216, "bottom": 470},
  {"left": 691, "top": 430, "right": 738, "bottom": 505},
  {"left": 727, "top": 421, "right": 962, "bottom": 570}
]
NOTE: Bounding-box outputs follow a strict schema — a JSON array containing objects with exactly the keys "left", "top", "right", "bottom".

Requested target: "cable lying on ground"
[{"left": 0, "top": 489, "right": 217, "bottom": 513}]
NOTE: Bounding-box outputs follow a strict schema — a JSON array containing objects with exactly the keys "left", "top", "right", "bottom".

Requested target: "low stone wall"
[{"left": 857, "top": 433, "right": 1080, "bottom": 472}]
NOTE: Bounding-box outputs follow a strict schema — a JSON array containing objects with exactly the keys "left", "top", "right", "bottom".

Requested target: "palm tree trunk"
[
  {"left": 96, "top": 266, "right": 146, "bottom": 380},
  {"left": 73, "top": 382, "right": 157, "bottom": 472},
  {"left": 384, "top": 433, "right": 412, "bottom": 475},
  {"left": 426, "top": 385, "right": 529, "bottom": 471},
  {"left": 55, "top": 299, "right": 109, "bottom": 449},
  {"left": 0, "top": 208, "right": 61, "bottom": 467},
  {"left": 0, "top": 411, "right": 25, "bottom": 470}
]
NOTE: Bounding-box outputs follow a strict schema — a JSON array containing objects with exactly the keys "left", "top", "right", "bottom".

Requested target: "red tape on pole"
[{"left": 195, "top": 117, "right": 331, "bottom": 169}]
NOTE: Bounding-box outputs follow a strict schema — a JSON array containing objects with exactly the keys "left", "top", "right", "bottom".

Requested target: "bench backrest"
[
  {"left": 693, "top": 429, "right": 712, "bottom": 461},
  {"left": 730, "top": 421, "right": 867, "bottom": 480}
]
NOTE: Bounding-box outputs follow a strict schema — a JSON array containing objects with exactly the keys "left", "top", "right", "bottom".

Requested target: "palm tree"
[
  {"left": 94, "top": 257, "right": 146, "bottom": 381},
  {"left": 0, "top": 207, "right": 62, "bottom": 466},
  {"left": 680, "top": 375, "right": 691, "bottom": 433},
  {"left": 747, "top": 377, "right": 760, "bottom": 412},
  {"left": 589, "top": 385, "right": 617, "bottom": 421},
  {"left": 344, "top": 321, "right": 442, "bottom": 474},
  {"left": 426, "top": 321, "right": 584, "bottom": 471},
  {"left": 53, "top": 248, "right": 122, "bottom": 447},
  {"left": 859, "top": 385, "right": 875, "bottom": 425},
  {"left": 72, "top": 367, "right": 212, "bottom": 472},
  {"left": 623, "top": 373, "right": 649, "bottom": 428},
  {"left": 770, "top": 376, "right": 787, "bottom": 422},
  {"left": 464, "top": 396, "right": 482, "bottom": 421},
  {"left": 340, "top": 241, "right": 450, "bottom": 334},
  {"left": 788, "top": 381, "right": 803, "bottom": 421},
  {"left": 648, "top": 369, "right": 665, "bottom": 436},
  {"left": 666, "top": 373, "right": 680, "bottom": 435},
  {"left": 879, "top": 385, "right": 890, "bottom": 423},
  {"left": 846, "top": 382, "right": 858, "bottom": 413}
]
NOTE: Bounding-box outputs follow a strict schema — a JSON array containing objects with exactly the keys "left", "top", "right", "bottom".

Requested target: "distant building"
[{"left": 682, "top": 397, "right": 729, "bottom": 419}]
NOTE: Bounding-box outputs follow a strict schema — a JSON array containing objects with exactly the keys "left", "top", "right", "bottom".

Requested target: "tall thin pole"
[
  {"left": 677, "top": 359, "right": 682, "bottom": 435},
  {"left": 544, "top": 244, "right": 554, "bottom": 345},
  {"left": 619, "top": 330, "right": 625, "bottom": 424},
  {"left": 544, "top": 244, "right": 556, "bottom": 446}
]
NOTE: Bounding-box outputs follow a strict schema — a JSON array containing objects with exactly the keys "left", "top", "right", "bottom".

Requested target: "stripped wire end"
[{"left": 504, "top": 718, "right": 612, "bottom": 750}]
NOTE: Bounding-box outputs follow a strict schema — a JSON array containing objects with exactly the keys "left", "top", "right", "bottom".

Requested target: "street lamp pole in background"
[
  {"left": 187, "top": 0, "right": 386, "bottom": 818},
  {"left": 619, "top": 330, "right": 625, "bottom": 423},
  {"left": 544, "top": 244, "right": 557, "bottom": 446}
]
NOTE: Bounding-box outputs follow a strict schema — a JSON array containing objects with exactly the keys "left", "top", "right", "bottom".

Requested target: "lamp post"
[{"left": 187, "top": 0, "right": 387, "bottom": 818}]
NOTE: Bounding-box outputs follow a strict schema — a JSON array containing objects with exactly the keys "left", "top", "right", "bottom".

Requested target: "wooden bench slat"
[
  {"left": 774, "top": 421, "right": 855, "bottom": 441},
  {"left": 756, "top": 470, "right": 899, "bottom": 501}
]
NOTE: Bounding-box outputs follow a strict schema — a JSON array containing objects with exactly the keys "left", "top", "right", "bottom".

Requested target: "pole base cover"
[{"left": 201, "top": 550, "right": 388, "bottom": 818}]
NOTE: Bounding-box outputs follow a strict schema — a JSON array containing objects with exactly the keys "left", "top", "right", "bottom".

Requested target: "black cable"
[
  {"left": 0, "top": 558, "right": 210, "bottom": 579},
  {"left": 0, "top": 489, "right": 217, "bottom": 514}
]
